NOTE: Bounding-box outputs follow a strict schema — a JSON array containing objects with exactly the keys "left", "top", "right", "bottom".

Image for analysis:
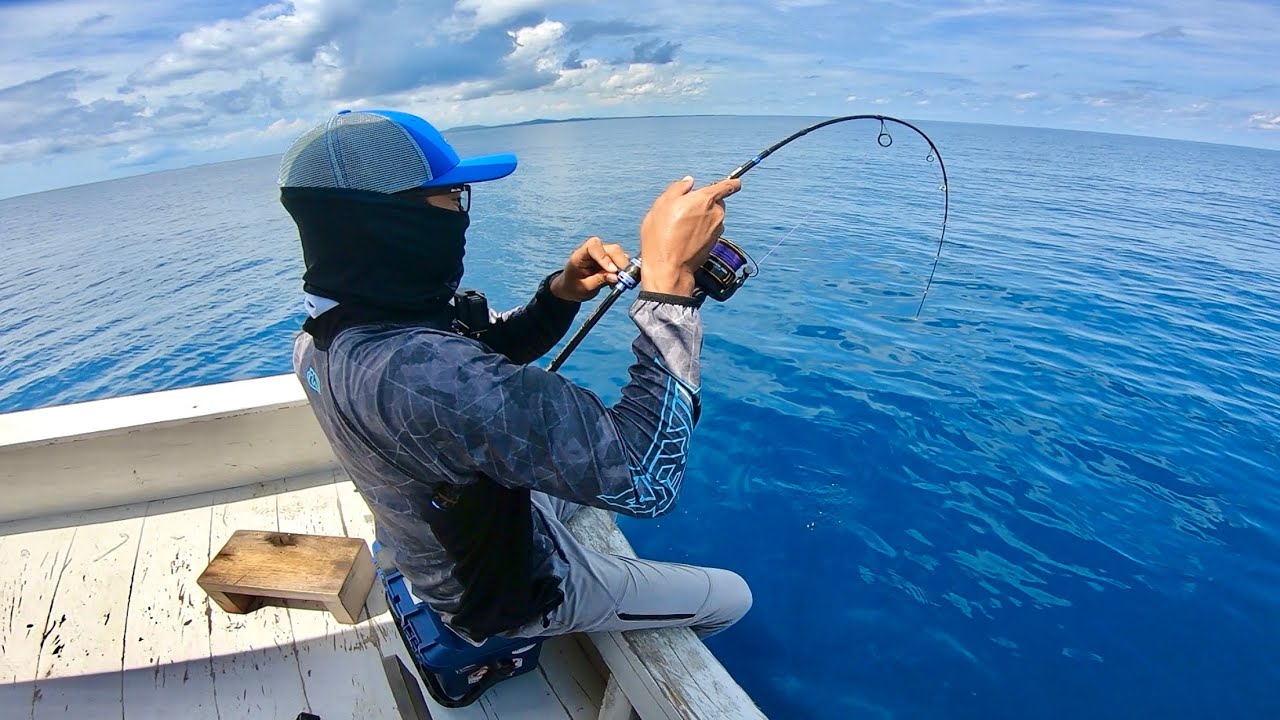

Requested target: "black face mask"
[{"left": 280, "top": 186, "right": 470, "bottom": 348}]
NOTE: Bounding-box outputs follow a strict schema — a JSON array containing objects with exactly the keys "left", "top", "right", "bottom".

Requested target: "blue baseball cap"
[{"left": 278, "top": 109, "right": 517, "bottom": 193}]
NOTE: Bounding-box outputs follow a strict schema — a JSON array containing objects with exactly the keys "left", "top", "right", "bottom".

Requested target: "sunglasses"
[{"left": 403, "top": 184, "right": 470, "bottom": 212}]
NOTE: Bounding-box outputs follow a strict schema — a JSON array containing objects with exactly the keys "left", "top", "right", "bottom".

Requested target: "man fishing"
[{"left": 278, "top": 109, "right": 751, "bottom": 647}]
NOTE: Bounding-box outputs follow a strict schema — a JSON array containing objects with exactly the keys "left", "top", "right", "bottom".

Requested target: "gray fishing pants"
[{"left": 510, "top": 492, "right": 753, "bottom": 640}]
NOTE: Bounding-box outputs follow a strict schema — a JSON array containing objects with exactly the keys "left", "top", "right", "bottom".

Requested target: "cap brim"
[{"left": 425, "top": 152, "right": 517, "bottom": 187}]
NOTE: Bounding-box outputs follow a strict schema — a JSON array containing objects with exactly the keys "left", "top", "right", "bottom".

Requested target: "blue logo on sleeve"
[{"left": 305, "top": 367, "right": 321, "bottom": 392}]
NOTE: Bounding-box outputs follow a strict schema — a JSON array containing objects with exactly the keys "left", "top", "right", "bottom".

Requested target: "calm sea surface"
[{"left": 2, "top": 116, "right": 1278, "bottom": 719}]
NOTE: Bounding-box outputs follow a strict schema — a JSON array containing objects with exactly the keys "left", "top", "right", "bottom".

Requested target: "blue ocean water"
[{"left": 2, "top": 115, "right": 1279, "bottom": 719}]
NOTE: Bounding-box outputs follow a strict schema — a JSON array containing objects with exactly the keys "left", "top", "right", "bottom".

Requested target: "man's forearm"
[
  {"left": 479, "top": 271, "right": 581, "bottom": 364},
  {"left": 576, "top": 294, "right": 705, "bottom": 516},
  {"left": 627, "top": 292, "right": 703, "bottom": 391}
]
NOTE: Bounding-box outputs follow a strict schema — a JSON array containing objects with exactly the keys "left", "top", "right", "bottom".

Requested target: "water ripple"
[{"left": 4, "top": 118, "right": 1279, "bottom": 720}]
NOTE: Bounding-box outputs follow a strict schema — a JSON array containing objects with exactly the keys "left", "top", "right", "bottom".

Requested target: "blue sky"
[{"left": 0, "top": 0, "right": 1276, "bottom": 198}]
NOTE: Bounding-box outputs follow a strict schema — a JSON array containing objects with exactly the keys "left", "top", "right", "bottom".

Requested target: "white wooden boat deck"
[
  {"left": 0, "top": 471, "right": 605, "bottom": 719},
  {"left": 0, "top": 375, "right": 766, "bottom": 719}
]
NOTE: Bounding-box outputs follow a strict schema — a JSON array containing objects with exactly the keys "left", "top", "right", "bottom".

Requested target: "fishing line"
[
  {"left": 547, "top": 114, "right": 950, "bottom": 373},
  {"left": 755, "top": 204, "right": 820, "bottom": 267}
]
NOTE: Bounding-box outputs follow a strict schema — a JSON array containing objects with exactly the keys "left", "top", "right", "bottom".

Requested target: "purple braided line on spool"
[{"left": 709, "top": 240, "right": 746, "bottom": 271}]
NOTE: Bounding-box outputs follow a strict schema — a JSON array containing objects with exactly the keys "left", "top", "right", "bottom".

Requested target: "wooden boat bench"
[{"left": 197, "top": 529, "right": 377, "bottom": 625}]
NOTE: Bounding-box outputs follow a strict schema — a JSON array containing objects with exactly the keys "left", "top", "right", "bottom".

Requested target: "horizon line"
[{"left": 2, "top": 112, "right": 1274, "bottom": 201}]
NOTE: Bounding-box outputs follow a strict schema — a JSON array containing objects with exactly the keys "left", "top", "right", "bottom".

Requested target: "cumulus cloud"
[
  {"left": 0, "top": 69, "right": 211, "bottom": 163},
  {"left": 330, "top": 22, "right": 520, "bottom": 98},
  {"left": 5, "top": 0, "right": 1276, "bottom": 193},
  {"left": 123, "top": 0, "right": 522, "bottom": 102},
  {"left": 119, "top": 1, "right": 688, "bottom": 111},
  {"left": 0, "top": 0, "right": 719, "bottom": 169},
  {"left": 454, "top": 0, "right": 558, "bottom": 28},
  {"left": 552, "top": 59, "right": 705, "bottom": 102},
  {"left": 1248, "top": 112, "right": 1280, "bottom": 130},
  {"left": 188, "top": 117, "right": 312, "bottom": 151},
  {"left": 108, "top": 116, "right": 310, "bottom": 169},
  {"left": 125, "top": 1, "right": 369, "bottom": 88},
  {"left": 595, "top": 63, "right": 704, "bottom": 100},
  {"left": 442, "top": 20, "right": 570, "bottom": 100},
  {"left": 198, "top": 76, "right": 293, "bottom": 115}
]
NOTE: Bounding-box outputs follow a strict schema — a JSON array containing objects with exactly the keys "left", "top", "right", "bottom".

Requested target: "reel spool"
[{"left": 694, "top": 236, "right": 756, "bottom": 302}]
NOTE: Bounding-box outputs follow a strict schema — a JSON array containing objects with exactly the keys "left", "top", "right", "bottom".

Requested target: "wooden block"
[
  {"left": 197, "top": 529, "right": 375, "bottom": 625},
  {"left": 381, "top": 655, "right": 432, "bottom": 720}
]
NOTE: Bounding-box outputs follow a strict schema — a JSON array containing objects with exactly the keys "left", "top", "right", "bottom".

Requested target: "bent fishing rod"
[{"left": 547, "top": 114, "right": 950, "bottom": 373}]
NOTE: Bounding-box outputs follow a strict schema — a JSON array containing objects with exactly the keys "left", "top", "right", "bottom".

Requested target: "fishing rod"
[{"left": 547, "top": 114, "right": 950, "bottom": 373}]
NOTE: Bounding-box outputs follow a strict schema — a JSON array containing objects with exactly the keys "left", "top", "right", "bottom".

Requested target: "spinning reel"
[{"left": 610, "top": 236, "right": 757, "bottom": 303}]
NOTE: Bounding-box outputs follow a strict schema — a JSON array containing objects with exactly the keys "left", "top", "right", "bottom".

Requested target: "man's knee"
[{"left": 704, "top": 568, "right": 753, "bottom": 629}]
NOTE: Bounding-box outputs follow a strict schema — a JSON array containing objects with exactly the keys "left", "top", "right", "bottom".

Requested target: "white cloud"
[
  {"left": 0, "top": 69, "right": 195, "bottom": 163},
  {"left": 437, "top": 20, "right": 570, "bottom": 100},
  {"left": 454, "top": 0, "right": 561, "bottom": 28},
  {"left": 331, "top": 11, "right": 704, "bottom": 125},
  {"left": 3, "top": 0, "right": 1280, "bottom": 198},
  {"left": 113, "top": 143, "right": 178, "bottom": 167},
  {"left": 1, "top": 1, "right": 656, "bottom": 165},
  {"left": 188, "top": 117, "right": 311, "bottom": 151},
  {"left": 507, "top": 19, "right": 566, "bottom": 71},
  {"left": 1248, "top": 112, "right": 1280, "bottom": 130},
  {"left": 592, "top": 63, "right": 705, "bottom": 102},
  {"left": 128, "top": 1, "right": 364, "bottom": 87}
]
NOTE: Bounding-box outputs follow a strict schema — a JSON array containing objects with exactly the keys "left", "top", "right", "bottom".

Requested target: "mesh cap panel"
[
  {"left": 278, "top": 112, "right": 432, "bottom": 192},
  {"left": 277, "top": 123, "right": 337, "bottom": 188}
]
